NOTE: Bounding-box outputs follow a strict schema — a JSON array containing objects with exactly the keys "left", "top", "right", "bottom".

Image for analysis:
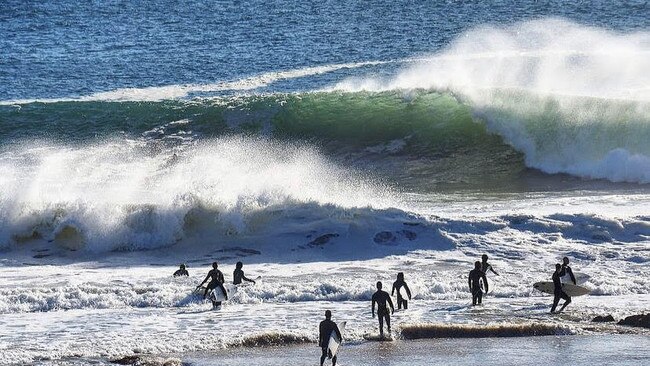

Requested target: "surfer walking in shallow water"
[
  {"left": 319, "top": 310, "right": 342, "bottom": 366},
  {"left": 469, "top": 261, "right": 489, "bottom": 306},
  {"left": 391, "top": 272, "right": 412, "bottom": 310},
  {"left": 372, "top": 281, "right": 395, "bottom": 337},
  {"left": 551, "top": 262, "right": 572, "bottom": 313},
  {"left": 196, "top": 262, "right": 228, "bottom": 306},
  {"left": 233, "top": 261, "right": 256, "bottom": 285}
]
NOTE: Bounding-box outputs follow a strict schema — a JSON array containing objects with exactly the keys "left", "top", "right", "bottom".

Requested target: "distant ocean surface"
[{"left": 0, "top": 2, "right": 649, "bottom": 364}]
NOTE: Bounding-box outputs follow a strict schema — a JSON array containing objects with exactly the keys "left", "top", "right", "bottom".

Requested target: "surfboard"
[
  {"left": 398, "top": 284, "right": 414, "bottom": 300},
  {"left": 327, "top": 321, "right": 346, "bottom": 358},
  {"left": 209, "top": 286, "right": 228, "bottom": 302},
  {"left": 533, "top": 281, "right": 590, "bottom": 296}
]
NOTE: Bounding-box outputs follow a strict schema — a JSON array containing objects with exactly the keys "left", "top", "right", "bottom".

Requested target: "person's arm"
[
  {"left": 218, "top": 271, "right": 225, "bottom": 283},
  {"left": 567, "top": 267, "right": 576, "bottom": 285},
  {"left": 242, "top": 271, "right": 255, "bottom": 284},
  {"left": 335, "top": 324, "right": 342, "bottom": 341},
  {"left": 468, "top": 273, "right": 472, "bottom": 291},
  {"left": 371, "top": 295, "right": 376, "bottom": 317},
  {"left": 404, "top": 284, "right": 412, "bottom": 300},
  {"left": 388, "top": 295, "right": 395, "bottom": 314},
  {"left": 319, "top": 323, "right": 325, "bottom": 347},
  {"left": 482, "top": 274, "right": 489, "bottom": 293},
  {"left": 197, "top": 272, "right": 211, "bottom": 288},
  {"left": 489, "top": 265, "right": 499, "bottom": 276},
  {"left": 391, "top": 282, "right": 396, "bottom": 296}
]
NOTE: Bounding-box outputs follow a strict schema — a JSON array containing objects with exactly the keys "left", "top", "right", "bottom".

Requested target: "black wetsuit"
[
  {"left": 233, "top": 268, "right": 254, "bottom": 285},
  {"left": 391, "top": 280, "right": 411, "bottom": 310},
  {"left": 468, "top": 269, "right": 488, "bottom": 305},
  {"left": 372, "top": 290, "right": 394, "bottom": 335},
  {"left": 551, "top": 268, "right": 572, "bottom": 313},
  {"left": 173, "top": 269, "right": 189, "bottom": 277},
  {"left": 319, "top": 319, "right": 342, "bottom": 366},
  {"left": 202, "top": 269, "right": 227, "bottom": 306}
]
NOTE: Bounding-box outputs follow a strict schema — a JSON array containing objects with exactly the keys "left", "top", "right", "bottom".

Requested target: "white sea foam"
[
  {"left": 0, "top": 136, "right": 397, "bottom": 252},
  {"left": 0, "top": 60, "right": 391, "bottom": 105}
]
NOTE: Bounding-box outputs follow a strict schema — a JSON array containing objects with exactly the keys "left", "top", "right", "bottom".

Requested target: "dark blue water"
[{"left": 2, "top": 0, "right": 648, "bottom": 100}]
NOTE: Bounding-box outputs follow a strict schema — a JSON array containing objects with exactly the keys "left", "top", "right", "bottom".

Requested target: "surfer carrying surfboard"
[
  {"left": 319, "top": 310, "right": 342, "bottom": 366},
  {"left": 196, "top": 262, "right": 228, "bottom": 303},
  {"left": 469, "top": 261, "right": 489, "bottom": 306},
  {"left": 391, "top": 272, "right": 412, "bottom": 310},
  {"left": 551, "top": 261, "right": 574, "bottom": 313},
  {"left": 371, "top": 281, "right": 395, "bottom": 337}
]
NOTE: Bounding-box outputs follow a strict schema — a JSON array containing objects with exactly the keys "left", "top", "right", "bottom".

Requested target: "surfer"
[
  {"left": 196, "top": 262, "right": 228, "bottom": 305},
  {"left": 391, "top": 272, "right": 412, "bottom": 310},
  {"left": 468, "top": 261, "right": 489, "bottom": 306},
  {"left": 233, "top": 261, "right": 256, "bottom": 285},
  {"left": 319, "top": 310, "right": 342, "bottom": 366},
  {"left": 561, "top": 257, "right": 577, "bottom": 285},
  {"left": 371, "top": 281, "right": 395, "bottom": 337},
  {"left": 551, "top": 263, "right": 572, "bottom": 313},
  {"left": 173, "top": 264, "right": 189, "bottom": 277},
  {"left": 481, "top": 254, "right": 499, "bottom": 276}
]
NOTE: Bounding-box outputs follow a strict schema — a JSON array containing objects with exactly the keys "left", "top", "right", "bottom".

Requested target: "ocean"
[{"left": 0, "top": 1, "right": 649, "bottom": 365}]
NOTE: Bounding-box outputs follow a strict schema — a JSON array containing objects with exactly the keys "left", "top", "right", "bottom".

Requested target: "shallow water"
[{"left": 184, "top": 335, "right": 650, "bottom": 366}]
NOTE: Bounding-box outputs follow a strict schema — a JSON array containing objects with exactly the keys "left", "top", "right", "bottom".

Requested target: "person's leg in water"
[
  {"left": 385, "top": 311, "right": 391, "bottom": 334},
  {"left": 378, "top": 308, "right": 385, "bottom": 335},
  {"left": 472, "top": 288, "right": 479, "bottom": 306},
  {"left": 397, "top": 294, "right": 403, "bottom": 310},
  {"left": 403, "top": 298, "right": 408, "bottom": 310},
  {"left": 551, "top": 291, "right": 561, "bottom": 313},
  {"left": 477, "top": 289, "right": 483, "bottom": 305},
  {"left": 558, "top": 291, "right": 571, "bottom": 312},
  {"left": 332, "top": 354, "right": 337, "bottom": 366},
  {"left": 320, "top": 347, "right": 327, "bottom": 366}
]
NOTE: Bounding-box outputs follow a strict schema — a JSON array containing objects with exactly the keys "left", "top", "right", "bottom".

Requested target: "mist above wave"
[{"left": 333, "top": 19, "right": 650, "bottom": 183}]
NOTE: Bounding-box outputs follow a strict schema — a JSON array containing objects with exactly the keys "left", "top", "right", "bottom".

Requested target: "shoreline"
[{"left": 101, "top": 334, "right": 650, "bottom": 366}]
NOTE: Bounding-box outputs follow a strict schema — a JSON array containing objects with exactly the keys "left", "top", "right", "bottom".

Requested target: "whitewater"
[{"left": 1, "top": 6, "right": 649, "bottom": 365}]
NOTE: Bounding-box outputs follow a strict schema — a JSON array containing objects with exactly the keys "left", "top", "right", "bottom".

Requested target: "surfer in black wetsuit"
[
  {"left": 173, "top": 264, "right": 189, "bottom": 277},
  {"left": 196, "top": 262, "right": 228, "bottom": 305},
  {"left": 551, "top": 263, "right": 572, "bottom": 313},
  {"left": 468, "top": 261, "right": 488, "bottom": 306},
  {"left": 233, "top": 261, "right": 256, "bottom": 285},
  {"left": 391, "top": 272, "right": 411, "bottom": 310},
  {"left": 481, "top": 254, "right": 499, "bottom": 276},
  {"left": 561, "top": 257, "right": 577, "bottom": 285},
  {"left": 371, "top": 281, "right": 395, "bottom": 337},
  {"left": 319, "top": 310, "right": 342, "bottom": 366}
]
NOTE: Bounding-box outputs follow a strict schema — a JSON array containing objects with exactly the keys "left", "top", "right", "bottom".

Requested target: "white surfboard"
[
  {"left": 327, "top": 321, "right": 346, "bottom": 358},
  {"left": 398, "top": 284, "right": 415, "bottom": 300},
  {"left": 533, "top": 281, "right": 590, "bottom": 296},
  {"left": 562, "top": 272, "right": 590, "bottom": 285},
  {"left": 209, "top": 286, "right": 228, "bottom": 302}
]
